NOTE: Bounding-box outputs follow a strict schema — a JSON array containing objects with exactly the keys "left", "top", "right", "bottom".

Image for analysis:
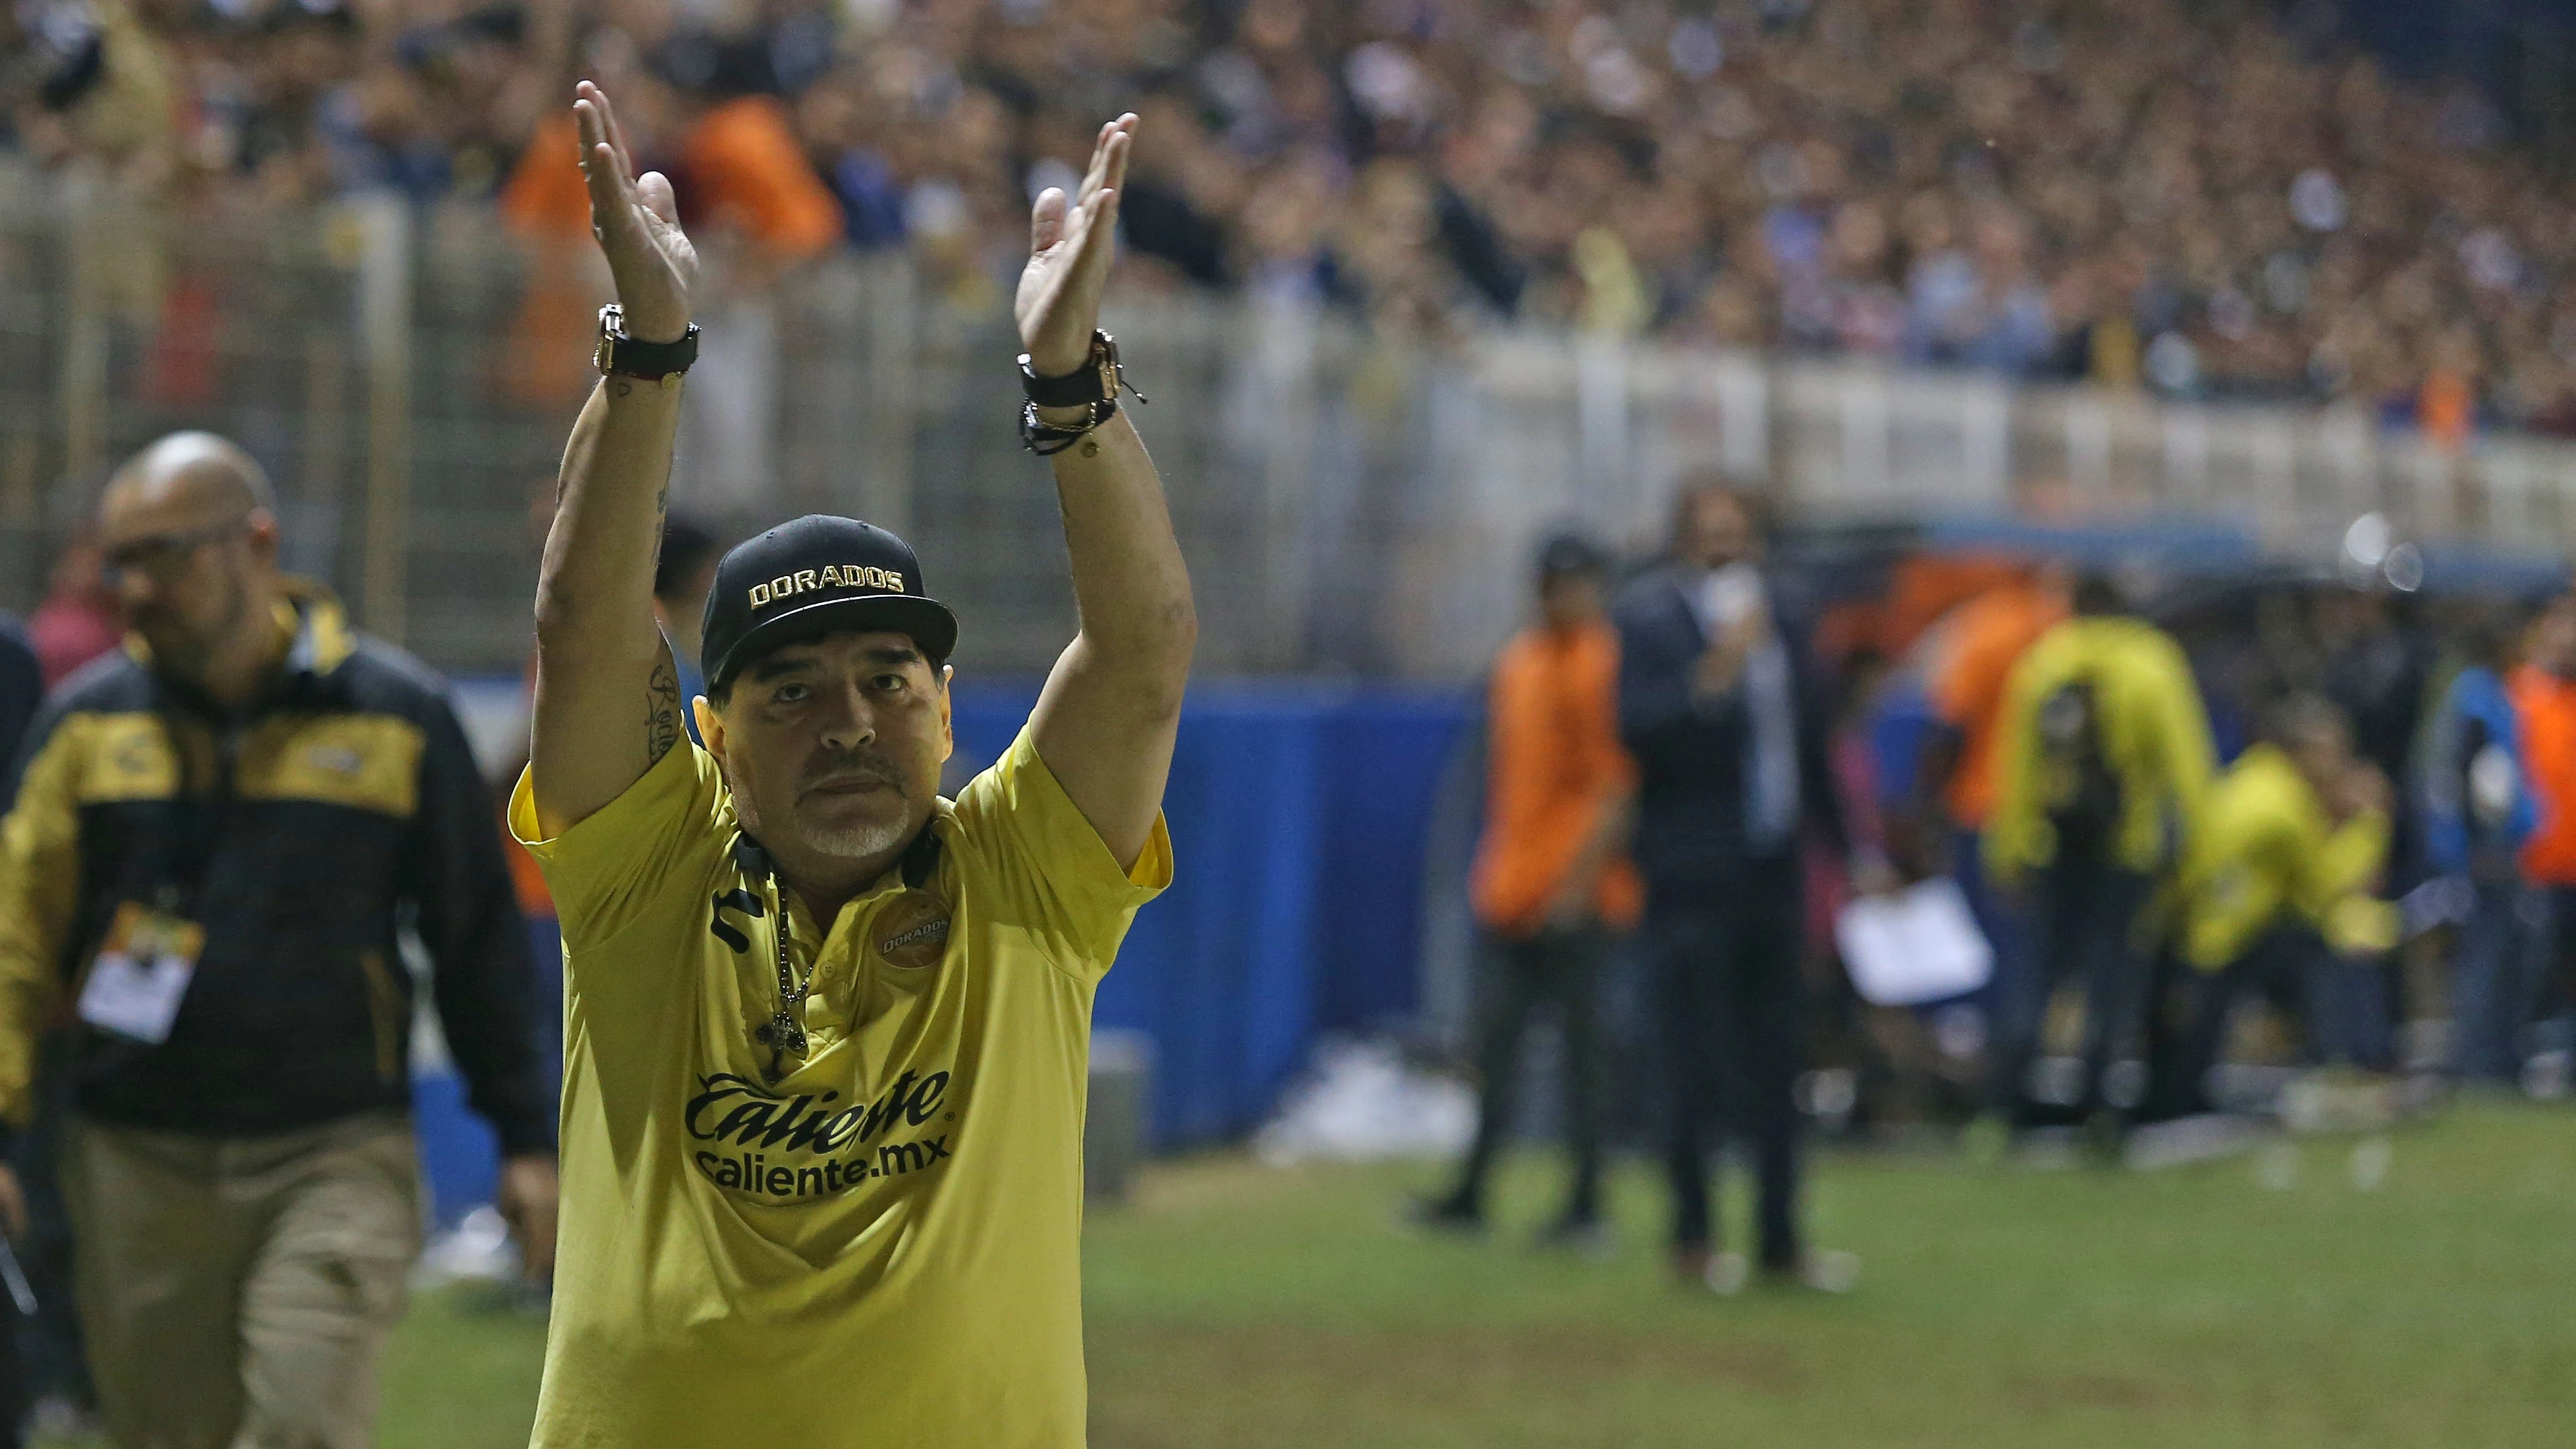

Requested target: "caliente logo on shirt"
[{"left": 685, "top": 1068, "right": 955, "bottom": 1200}]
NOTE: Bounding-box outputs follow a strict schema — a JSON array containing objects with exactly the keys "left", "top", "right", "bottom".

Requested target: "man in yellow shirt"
[
  {"left": 510, "top": 85, "right": 1192, "bottom": 1446},
  {"left": 2150, "top": 696, "right": 2394, "bottom": 1117},
  {"left": 1984, "top": 573, "right": 2215, "bottom": 1138}
]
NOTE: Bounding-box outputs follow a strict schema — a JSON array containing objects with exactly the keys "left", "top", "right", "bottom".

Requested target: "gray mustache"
[{"left": 799, "top": 753, "right": 906, "bottom": 795}]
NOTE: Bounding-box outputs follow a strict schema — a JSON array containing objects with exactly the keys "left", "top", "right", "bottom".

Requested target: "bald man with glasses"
[{"left": 0, "top": 432, "right": 557, "bottom": 1448}]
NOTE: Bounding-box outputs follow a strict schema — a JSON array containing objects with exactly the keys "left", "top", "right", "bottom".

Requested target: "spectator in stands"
[
  {"left": 27, "top": 541, "right": 121, "bottom": 690},
  {"left": 501, "top": 26, "right": 842, "bottom": 456},
  {"left": 2422, "top": 607, "right": 2538, "bottom": 1085},
  {"left": 0, "top": 433, "right": 557, "bottom": 1448},
  {"left": 24, "top": 0, "right": 2576, "bottom": 427},
  {"left": 2511, "top": 596, "right": 2576, "bottom": 1063},
  {"left": 1418, "top": 534, "right": 1637, "bottom": 1250},
  {"left": 13, "top": 0, "right": 178, "bottom": 194},
  {"left": 1616, "top": 479, "right": 1871, "bottom": 1294},
  {"left": 1984, "top": 571, "right": 2215, "bottom": 1147},
  {"left": 2151, "top": 696, "right": 2394, "bottom": 1118},
  {"left": 1906, "top": 203, "right": 2055, "bottom": 376}
]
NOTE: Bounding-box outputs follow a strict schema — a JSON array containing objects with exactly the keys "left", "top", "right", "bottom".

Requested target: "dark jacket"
[
  {"left": 0, "top": 614, "right": 37, "bottom": 805},
  {"left": 0, "top": 585, "right": 551, "bottom": 1154},
  {"left": 1614, "top": 565, "right": 1853, "bottom": 893}
]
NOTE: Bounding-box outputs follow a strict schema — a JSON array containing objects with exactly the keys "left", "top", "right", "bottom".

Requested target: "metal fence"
[{"left": 9, "top": 163, "right": 2576, "bottom": 681}]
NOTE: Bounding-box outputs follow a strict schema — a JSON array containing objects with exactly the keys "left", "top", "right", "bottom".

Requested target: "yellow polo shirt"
[{"left": 508, "top": 726, "right": 1170, "bottom": 1448}]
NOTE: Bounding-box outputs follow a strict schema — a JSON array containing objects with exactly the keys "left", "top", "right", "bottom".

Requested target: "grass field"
[{"left": 358, "top": 1100, "right": 2575, "bottom": 1448}]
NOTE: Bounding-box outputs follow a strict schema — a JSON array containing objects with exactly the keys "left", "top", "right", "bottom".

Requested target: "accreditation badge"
[{"left": 78, "top": 902, "right": 207, "bottom": 1045}]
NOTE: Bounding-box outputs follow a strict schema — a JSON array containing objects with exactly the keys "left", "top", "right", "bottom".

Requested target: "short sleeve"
[
  {"left": 508, "top": 740, "right": 732, "bottom": 948},
  {"left": 950, "top": 726, "right": 1172, "bottom": 982}
]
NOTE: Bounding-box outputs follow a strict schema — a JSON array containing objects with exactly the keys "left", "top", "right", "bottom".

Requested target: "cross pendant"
[{"left": 757, "top": 1013, "right": 806, "bottom": 1055}]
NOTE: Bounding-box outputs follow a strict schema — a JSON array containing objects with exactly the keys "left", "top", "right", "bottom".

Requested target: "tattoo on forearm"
[{"left": 646, "top": 655, "right": 681, "bottom": 764}]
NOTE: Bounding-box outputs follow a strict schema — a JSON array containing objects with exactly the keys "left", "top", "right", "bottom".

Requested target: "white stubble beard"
[{"left": 798, "top": 812, "right": 913, "bottom": 862}]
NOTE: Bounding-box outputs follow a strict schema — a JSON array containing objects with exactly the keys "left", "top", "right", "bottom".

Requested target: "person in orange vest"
[
  {"left": 1418, "top": 535, "right": 1640, "bottom": 1250},
  {"left": 2510, "top": 594, "right": 2576, "bottom": 1071},
  {"left": 1914, "top": 561, "right": 2070, "bottom": 1028}
]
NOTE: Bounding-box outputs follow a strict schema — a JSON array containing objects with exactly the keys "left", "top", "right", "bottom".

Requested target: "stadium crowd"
[{"left": 11, "top": 0, "right": 2576, "bottom": 434}]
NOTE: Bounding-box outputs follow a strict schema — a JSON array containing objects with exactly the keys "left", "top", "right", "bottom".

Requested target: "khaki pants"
[{"left": 64, "top": 1113, "right": 422, "bottom": 1449}]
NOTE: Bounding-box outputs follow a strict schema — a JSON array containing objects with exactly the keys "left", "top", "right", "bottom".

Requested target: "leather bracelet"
[{"left": 1021, "top": 397, "right": 1120, "bottom": 456}]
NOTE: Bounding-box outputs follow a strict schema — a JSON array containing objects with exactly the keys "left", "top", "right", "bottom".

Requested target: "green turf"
[
  {"left": 290, "top": 1101, "right": 2576, "bottom": 1446},
  {"left": 1083, "top": 1103, "right": 2576, "bottom": 1449},
  {"left": 378, "top": 1283, "right": 549, "bottom": 1449}
]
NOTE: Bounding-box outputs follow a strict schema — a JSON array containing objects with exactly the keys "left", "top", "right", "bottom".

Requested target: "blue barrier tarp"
[{"left": 948, "top": 680, "right": 1472, "bottom": 1147}]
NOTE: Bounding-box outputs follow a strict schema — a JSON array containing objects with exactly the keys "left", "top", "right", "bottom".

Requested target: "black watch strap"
[
  {"left": 1019, "top": 330, "right": 1146, "bottom": 409},
  {"left": 596, "top": 304, "right": 700, "bottom": 380}
]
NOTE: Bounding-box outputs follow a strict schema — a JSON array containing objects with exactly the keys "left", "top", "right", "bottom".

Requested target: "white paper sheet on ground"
[{"left": 1835, "top": 877, "right": 1994, "bottom": 1007}]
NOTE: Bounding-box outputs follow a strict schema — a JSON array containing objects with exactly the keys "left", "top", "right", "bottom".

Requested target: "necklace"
[{"left": 741, "top": 847, "right": 813, "bottom": 1079}]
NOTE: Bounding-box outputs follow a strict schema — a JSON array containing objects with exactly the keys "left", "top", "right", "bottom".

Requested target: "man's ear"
[
  {"left": 936, "top": 665, "right": 955, "bottom": 763},
  {"left": 245, "top": 509, "right": 282, "bottom": 567},
  {"left": 692, "top": 696, "right": 721, "bottom": 755}
]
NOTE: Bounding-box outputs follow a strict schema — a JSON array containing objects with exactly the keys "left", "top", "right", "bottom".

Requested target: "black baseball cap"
[{"left": 698, "top": 515, "right": 959, "bottom": 692}]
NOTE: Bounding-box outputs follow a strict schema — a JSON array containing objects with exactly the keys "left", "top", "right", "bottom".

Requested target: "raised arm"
[
  {"left": 1017, "top": 116, "right": 1198, "bottom": 872},
  {"left": 528, "top": 82, "right": 700, "bottom": 838}
]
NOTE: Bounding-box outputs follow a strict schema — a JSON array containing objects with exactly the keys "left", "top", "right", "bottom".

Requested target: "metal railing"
[{"left": 7, "top": 164, "right": 2575, "bottom": 680}]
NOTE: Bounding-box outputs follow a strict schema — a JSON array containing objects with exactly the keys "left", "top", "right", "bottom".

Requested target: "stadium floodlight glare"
[{"left": 2341, "top": 512, "right": 2392, "bottom": 569}]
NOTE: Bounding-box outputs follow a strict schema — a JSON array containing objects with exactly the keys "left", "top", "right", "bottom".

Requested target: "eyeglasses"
[{"left": 102, "top": 518, "right": 253, "bottom": 583}]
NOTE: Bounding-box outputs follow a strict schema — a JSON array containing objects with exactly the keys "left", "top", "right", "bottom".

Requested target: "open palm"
[
  {"left": 574, "top": 80, "right": 698, "bottom": 344},
  {"left": 1017, "top": 114, "right": 1138, "bottom": 378}
]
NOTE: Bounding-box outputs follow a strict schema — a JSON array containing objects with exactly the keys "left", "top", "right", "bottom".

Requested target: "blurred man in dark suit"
[{"left": 1615, "top": 480, "right": 1875, "bottom": 1295}]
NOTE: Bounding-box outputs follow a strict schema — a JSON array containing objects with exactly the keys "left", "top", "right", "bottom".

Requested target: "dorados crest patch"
[{"left": 875, "top": 890, "right": 952, "bottom": 970}]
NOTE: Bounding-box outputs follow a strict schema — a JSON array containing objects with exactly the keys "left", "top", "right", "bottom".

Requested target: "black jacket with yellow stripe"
[{"left": 0, "top": 588, "right": 551, "bottom": 1155}]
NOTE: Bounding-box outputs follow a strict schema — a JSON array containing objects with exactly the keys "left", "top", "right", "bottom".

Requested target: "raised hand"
[
  {"left": 1016, "top": 114, "right": 1138, "bottom": 378},
  {"left": 574, "top": 80, "right": 697, "bottom": 344}
]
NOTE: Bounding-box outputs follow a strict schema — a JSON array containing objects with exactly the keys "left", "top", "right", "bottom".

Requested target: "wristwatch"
[
  {"left": 594, "top": 304, "right": 700, "bottom": 386},
  {"left": 1018, "top": 330, "right": 1146, "bottom": 454}
]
